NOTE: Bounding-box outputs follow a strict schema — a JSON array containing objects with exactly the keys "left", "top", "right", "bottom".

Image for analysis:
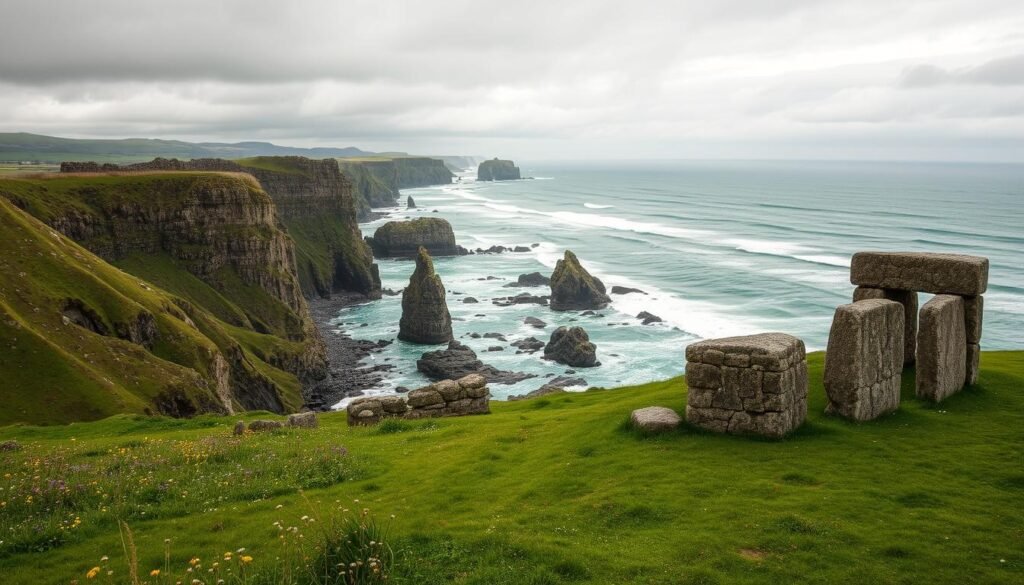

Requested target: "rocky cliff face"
[
  {"left": 550, "top": 250, "right": 612, "bottom": 311},
  {"left": 0, "top": 173, "right": 328, "bottom": 422},
  {"left": 399, "top": 247, "right": 453, "bottom": 344},
  {"left": 477, "top": 159, "right": 521, "bottom": 181},
  {"left": 64, "top": 156, "right": 382, "bottom": 300},
  {"left": 337, "top": 157, "right": 454, "bottom": 212},
  {"left": 366, "top": 218, "right": 462, "bottom": 257}
]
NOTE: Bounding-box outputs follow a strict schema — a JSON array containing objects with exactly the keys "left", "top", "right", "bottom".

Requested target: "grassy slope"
[
  {"left": 1, "top": 352, "right": 1021, "bottom": 584},
  {"left": 0, "top": 175, "right": 310, "bottom": 423}
]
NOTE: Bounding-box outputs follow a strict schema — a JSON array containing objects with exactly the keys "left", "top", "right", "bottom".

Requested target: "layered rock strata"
[
  {"left": 367, "top": 218, "right": 462, "bottom": 257},
  {"left": 685, "top": 333, "right": 808, "bottom": 438},
  {"left": 824, "top": 299, "right": 904, "bottom": 420}
]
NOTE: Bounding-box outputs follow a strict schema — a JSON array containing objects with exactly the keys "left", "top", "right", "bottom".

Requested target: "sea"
[{"left": 332, "top": 160, "right": 1024, "bottom": 405}]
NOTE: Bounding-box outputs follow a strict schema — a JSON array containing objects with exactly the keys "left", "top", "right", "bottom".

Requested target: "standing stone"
[
  {"left": 850, "top": 252, "right": 989, "bottom": 296},
  {"left": 232, "top": 420, "right": 245, "bottom": 435},
  {"left": 853, "top": 286, "right": 918, "bottom": 366},
  {"left": 685, "top": 333, "right": 808, "bottom": 438},
  {"left": 398, "top": 247, "right": 453, "bottom": 344},
  {"left": 916, "top": 295, "right": 967, "bottom": 402},
  {"left": 543, "top": 326, "right": 599, "bottom": 367},
  {"left": 287, "top": 411, "right": 319, "bottom": 428},
  {"left": 824, "top": 300, "right": 904, "bottom": 421},
  {"left": 963, "top": 295, "right": 983, "bottom": 386},
  {"left": 549, "top": 250, "right": 611, "bottom": 311}
]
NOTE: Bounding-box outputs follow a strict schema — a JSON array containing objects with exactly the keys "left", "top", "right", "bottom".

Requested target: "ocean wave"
[{"left": 584, "top": 202, "right": 615, "bottom": 209}]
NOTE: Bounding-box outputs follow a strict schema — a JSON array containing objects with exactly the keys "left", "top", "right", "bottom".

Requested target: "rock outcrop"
[
  {"left": 549, "top": 251, "right": 611, "bottom": 311},
  {"left": 346, "top": 374, "right": 490, "bottom": 425},
  {"left": 544, "top": 326, "right": 599, "bottom": 367},
  {"left": 337, "top": 157, "right": 453, "bottom": 212},
  {"left": 398, "top": 247, "right": 453, "bottom": 344},
  {"left": 366, "top": 218, "right": 462, "bottom": 257},
  {"left": 417, "top": 341, "right": 535, "bottom": 384},
  {"left": 477, "top": 159, "right": 521, "bottom": 181},
  {"left": 407, "top": 196, "right": 417, "bottom": 209}
]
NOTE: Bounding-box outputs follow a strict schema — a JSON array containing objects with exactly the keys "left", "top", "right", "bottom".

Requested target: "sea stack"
[
  {"left": 398, "top": 247, "right": 453, "bottom": 344},
  {"left": 407, "top": 196, "right": 416, "bottom": 209},
  {"left": 477, "top": 158, "right": 521, "bottom": 181},
  {"left": 366, "top": 218, "right": 461, "bottom": 257},
  {"left": 549, "top": 250, "right": 611, "bottom": 311},
  {"left": 544, "top": 326, "right": 599, "bottom": 367}
]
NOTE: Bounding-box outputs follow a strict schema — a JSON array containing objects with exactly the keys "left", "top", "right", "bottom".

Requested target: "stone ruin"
[
  {"left": 685, "top": 333, "right": 808, "bottom": 438},
  {"left": 823, "top": 252, "right": 988, "bottom": 415},
  {"left": 346, "top": 374, "right": 490, "bottom": 426}
]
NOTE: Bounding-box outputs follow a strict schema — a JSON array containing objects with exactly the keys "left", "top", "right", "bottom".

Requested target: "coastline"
[{"left": 303, "top": 294, "right": 393, "bottom": 410}]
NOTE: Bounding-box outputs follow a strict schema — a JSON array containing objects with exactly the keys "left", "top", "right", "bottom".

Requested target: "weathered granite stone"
[
  {"left": 854, "top": 286, "right": 918, "bottom": 366},
  {"left": 287, "top": 411, "right": 319, "bottom": 428},
  {"left": 367, "top": 218, "right": 461, "bottom": 257},
  {"left": 247, "top": 420, "right": 283, "bottom": 432},
  {"left": 966, "top": 343, "right": 981, "bottom": 386},
  {"left": 963, "top": 295, "right": 983, "bottom": 344},
  {"left": 824, "top": 300, "right": 904, "bottom": 421},
  {"left": 917, "top": 295, "right": 967, "bottom": 402},
  {"left": 398, "top": 247, "right": 453, "bottom": 344},
  {"left": 232, "top": 420, "right": 245, "bottom": 436},
  {"left": 850, "top": 252, "right": 989, "bottom": 296},
  {"left": 630, "top": 406, "right": 682, "bottom": 432},
  {"left": 685, "top": 333, "right": 807, "bottom": 438},
  {"left": 544, "top": 326, "right": 599, "bottom": 367},
  {"left": 549, "top": 250, "right": 611, "bottom": 311}
]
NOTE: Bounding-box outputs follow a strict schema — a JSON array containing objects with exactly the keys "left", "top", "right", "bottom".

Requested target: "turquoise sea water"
[{"left": 333, "top": 160, "right": 1024, "bottom": 404}]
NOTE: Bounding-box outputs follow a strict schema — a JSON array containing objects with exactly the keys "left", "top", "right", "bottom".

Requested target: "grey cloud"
[{"left": 900, "top": 54, "right": 1024, "bottom": 87}]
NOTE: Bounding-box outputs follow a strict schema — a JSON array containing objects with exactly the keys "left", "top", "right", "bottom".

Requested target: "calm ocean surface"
[{"left": 334, "top": 160, "right": 1024, "bottom": 404}]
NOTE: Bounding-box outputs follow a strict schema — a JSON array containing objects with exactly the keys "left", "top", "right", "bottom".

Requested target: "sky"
[{"left": 1, "top": 0, "right": 1023, "bottom": 161}]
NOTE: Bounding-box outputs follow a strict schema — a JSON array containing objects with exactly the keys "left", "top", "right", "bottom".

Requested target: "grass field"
[{"left": 1, "top": 352, "right": 1022, "bottom": 584}]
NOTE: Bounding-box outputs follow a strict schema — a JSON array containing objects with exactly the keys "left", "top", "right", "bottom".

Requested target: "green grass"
[{"left": 1, "top": 351, "right": 1021, "bottom": 584}]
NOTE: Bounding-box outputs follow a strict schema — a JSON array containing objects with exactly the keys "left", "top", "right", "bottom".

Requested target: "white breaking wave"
[{"left": 584, "top": 202, "right": 614, "bottom": 209}]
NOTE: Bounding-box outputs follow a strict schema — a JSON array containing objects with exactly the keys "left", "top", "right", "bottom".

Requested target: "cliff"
[
  {"left": 337, "top": 156, "right": 454, "bottom": 211},
  {"left": 366, "top": 218, "right": 463, "bottom": 257},
  {"left": 0, "top": 173, "right": 329, "bottom": 424},
  {"left": 64, "top": 156, "right": 382, "bottom": 300},
  {"left": 477, "top": 158, "right": 521, "bottom": 181}
]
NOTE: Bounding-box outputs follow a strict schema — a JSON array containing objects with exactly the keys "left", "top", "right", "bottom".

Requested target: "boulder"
[
  {"left": 0, "top": 439, "right": 22, "bottom": 452},
  {"left": 398, "top": 247, "right": 453, "bottom": 344},
  {"left": 232, "top": 420, "right": 245, "bottom": 436},
  {"left": 367, "top": 218, "right": 460, "bottom": 257},
  {"left": 462, "top": 296, "right": 479, "bottom": 304},
  {"left": 524, "top": 316, "right": 547, "bottom": 329},
  {"left": 630, "top": 407, "right": 682, "bottom": 432},
  {"left": 511, "top": 336, "right": 545, "bottom": 353},
  {"left": 505, "top": 272, "right": 551, "bottom": 288},
  {"left": 637, "top": 311, "right": 663, "bottom": 325},
  {"left": 824, "top": 300, "right": 904, "bottom": 421},
  {"left": 493, "top": 293, "right": 549, "bottom": 306},
  {"left": 549, "top": 250, "right": 611, "bottom": 311},
  {"left": 247, "top": 420, "right": 284, "bottom": 432},
  {"left": 850, "top": 252, "right": 989, "bottom": 296},
  {"left": 287, "top": 411, "right": 319, "bottom": 428},
  {"left": 917, "top": 295, "right": 967, "bottom": 402},
  {"left": 477, "top": 158, "right": 522, "bottom": 181},
  {"left": 612, "top": 286, "right": 646, "bottom": 295},
  {"left": 544, "top": 326, "right": 599, "bottom": 367},
  {"left": 407, "top": 196, "right": 416, "bottom": 209}
]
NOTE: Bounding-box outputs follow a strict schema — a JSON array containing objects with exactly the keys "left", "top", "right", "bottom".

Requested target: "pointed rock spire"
[
  {"left": 398, "top": 247, "right": 453, "bottom": 344},
  {"left": 549, "top": 250, "right": 611, "bottom": 311}
]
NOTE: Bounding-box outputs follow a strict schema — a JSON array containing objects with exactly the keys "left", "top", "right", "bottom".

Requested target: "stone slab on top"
[{"left": 850, "top": 252, "right": 989, "bottom": 296}]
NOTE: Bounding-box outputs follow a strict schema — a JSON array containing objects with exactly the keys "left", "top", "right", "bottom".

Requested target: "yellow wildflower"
[
  {"left": 150, "top": 569, "right": 161, "bottom": 576},
  {"left": 241, "top": 555, "right": 253, "bottom": 564},
  {"left": 86, "top": 566, "right": 100, "bottom": 579}
]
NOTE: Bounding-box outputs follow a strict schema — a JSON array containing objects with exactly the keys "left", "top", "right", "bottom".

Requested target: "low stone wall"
[
  {"left": 346, "top": 374, "right": 490, "bottom": 425},
  {"left": 824, "top": 299, "right": 904, "bottom": 420},
  {"left": 685, "top": 333, "right": 808, "bottom": 438}
]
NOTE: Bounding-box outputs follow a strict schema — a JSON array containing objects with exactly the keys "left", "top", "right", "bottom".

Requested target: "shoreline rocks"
[
  {"left": 504, "top": 272, "right": 551, "bottom": 287},
  {"left": 367, "top": 218, "right": 463, "bottom": 257},
  {"left": 550, "top": 250, "right": 611, "bottom": 311},
  {"left": 544, "top": 326, "right": 599, "bottom": 368},
  {"left": 398, "top": 247, "right": 453, "bottom": 344},
  {"left": 417, "top": 341, "right": 535, "bottom": 384}
]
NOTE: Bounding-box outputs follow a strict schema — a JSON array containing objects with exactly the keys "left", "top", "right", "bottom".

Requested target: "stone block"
[
  {"left": 287, "top": 411, "right": 318, "bottom": 428},
  {"left": 380, "top": 396, "right": 409, "bottom": 414},
  {"left": 917, "top": 295, "right": 967, "bottom": 402},
  {"left": 850, "top": 252, "right": 989, "bottom": 296},
  {"left": 854, "top": 286, "right": 918, "bottom": 365},
  {"left": 407, "top": 388, "right": 444, "bottom": 407},
  {"left": 433, "top": 379, "right": 464, "bottom": 401},
  {"left": 630, "top": 406, "right": 682, "bottom": 432},
  {"left": 457, "top": 373, "right": 487, "bottom": 389},
  {"left": 685, "top": 333, "right": 807, "bottom": 438},
  {"left": 963, "top": 295, "right": 983, "bottom": 344},
  {"left": 824, "top": 299, "right": 904, "bottom": 421},
  {"left": 966, "top": 342, "right": 980, "bottom": 386},
  {"left": 248, "top": 420, "right": 283, "bottom": 432}
]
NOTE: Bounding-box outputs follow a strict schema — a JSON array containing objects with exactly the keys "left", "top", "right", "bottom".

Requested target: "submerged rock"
[
  {"left": 417, "top": 341, "right": 535, "bottom": 384},
  {"left": 398, "top": 247, "right": 453, "bottom": 344},
  {"left": 637, "top": 311, "right": 663, "bottom": 325},
  {"left": 504, "top": 272, "right": 551, "bottom": 288},
  {"left": 511, "top": 336, "right": 545, "bottom": 353},
  {"left": 493, "top": 293, "right": 550, "bottom": 307},
  {"left": 549, "top": 250, "right": 611, "bottom": 311},
  {"left": 367, "top": 218, "right": 461, "bottom": 257},
  {"left": 612, "top": 286, "right": 647, "bottom": 295},
  {"left": 524, "top": 316, "right": 547, "bottom": 329},
  {"left": 544, "top": 326, "right": 599, "bottom": 367}
]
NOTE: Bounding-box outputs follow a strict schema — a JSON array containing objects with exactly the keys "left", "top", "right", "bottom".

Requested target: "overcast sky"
[{"left": 1, "top": 0, "right": 1023, "bottom": 161}]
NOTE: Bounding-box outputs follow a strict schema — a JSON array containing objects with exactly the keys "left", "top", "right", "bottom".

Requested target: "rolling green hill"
[{"left": 0, "top": 352, "right": 1020, "bottom": 584}]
